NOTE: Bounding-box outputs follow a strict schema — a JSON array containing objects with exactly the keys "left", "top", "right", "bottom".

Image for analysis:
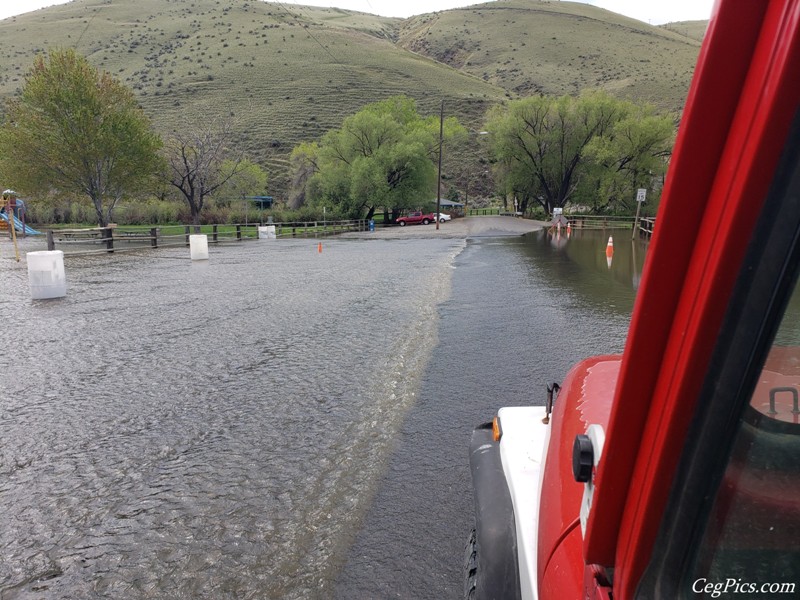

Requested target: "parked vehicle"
[
  {"left": 396, "top": 211, "right": 435, "bottom": 226},
  {"left": 466, "top": 1, "right": 800, "bottom": 598},
  {"left": 435, "top": 213, "right": 452, "bottom": 223}
]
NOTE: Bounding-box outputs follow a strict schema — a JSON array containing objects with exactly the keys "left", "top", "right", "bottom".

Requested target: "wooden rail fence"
[
  {"left": 637, "top": 217, "right": 656, "bottom": 240},
  {"left": 45, "top": 220, "right": 368, "bottom": 256},
  {"left": 564, "top": 214, "right": 656, "bottom": 240}
]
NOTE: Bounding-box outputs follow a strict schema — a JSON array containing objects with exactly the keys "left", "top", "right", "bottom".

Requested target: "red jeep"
[{"left": 467, "top": 1, "right": 800, "bottom": 598}]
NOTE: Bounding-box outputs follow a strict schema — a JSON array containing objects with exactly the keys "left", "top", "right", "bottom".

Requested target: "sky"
[{"left": 0, "top": 0, "right": 716, "bottom": 26}]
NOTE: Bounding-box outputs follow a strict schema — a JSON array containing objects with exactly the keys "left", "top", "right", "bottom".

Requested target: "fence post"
[
  {"left": 212, "top": 224, "right": 218, "bottom": 243},
  {"left": 104, "top": 227, "right": 114, "bottom": 253},
  {"left": 151, "top": 227, "right": 158, "bottom": 248},
  {"left": 236, "top": 225, "right": 242, "bottom": 241},
  {"left": 184, "top": 226, "right": 190, "bottom": 246},
  {"left": 47, "top": 230, "right": 55, "bottom": 251}
]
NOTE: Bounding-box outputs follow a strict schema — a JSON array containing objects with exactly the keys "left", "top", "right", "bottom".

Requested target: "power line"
[
  {"left": 74, "top": 4, "right": 102, "bottom": 50},
  {"left": 271, "top": 1, "right": 343, "bottom": 66}
]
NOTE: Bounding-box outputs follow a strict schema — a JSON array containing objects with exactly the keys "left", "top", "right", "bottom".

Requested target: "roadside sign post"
[{"left": 632, "top": 188, "right": 646, "bottom": 240}]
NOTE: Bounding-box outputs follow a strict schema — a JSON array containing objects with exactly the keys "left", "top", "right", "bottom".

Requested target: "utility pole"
[{"left": 436, "top": 99, "right": 444, "bottom": 231}]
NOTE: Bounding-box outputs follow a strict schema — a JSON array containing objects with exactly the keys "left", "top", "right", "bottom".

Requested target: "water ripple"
[{"left": 0, "top": 238, "right": 464, "bottom": 599}]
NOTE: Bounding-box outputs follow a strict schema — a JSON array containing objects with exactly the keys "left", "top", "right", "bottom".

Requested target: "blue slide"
[{"left": 0, "top": 209, "right": 41, "bottom": 235}]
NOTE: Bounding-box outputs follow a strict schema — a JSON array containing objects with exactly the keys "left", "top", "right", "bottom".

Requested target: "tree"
[
  {"left": 583, "top": 107, "right": 675, "bottom": 213},
  {"left": 215, "top": 158, "right": 268, "bottom": 207},
  {"left": 288, "top": 141, "right": 320, "bottom": 209},
  {"left": 163, "top": 118, "right": 248, "bottom": 227},
  {"left": 443, "top": 134, "right": 493, "bottom": 208},
  {"left": 486, "top": 91, "right": 672, "bottom": 214},
  {"left": 292, "top": 96, "right": 464, "bottom": 220},
  {"left": 0, "top": 48, "right": 162, "bottom": 226}
]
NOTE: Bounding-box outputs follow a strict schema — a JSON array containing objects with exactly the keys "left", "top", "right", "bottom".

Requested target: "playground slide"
[{"left": 0, "top": 210, "right": 41, "bottom": 235}]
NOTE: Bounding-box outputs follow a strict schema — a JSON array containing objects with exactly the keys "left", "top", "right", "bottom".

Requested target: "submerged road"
[
  {"left": 342, "top": 215, "right": 546, "bottom": 240},
  {"left": 0, "top": 216, "right": 635, "bottom": 599},
  {"left": 335, "top": 220, "right": 635, "bottom": 599}
]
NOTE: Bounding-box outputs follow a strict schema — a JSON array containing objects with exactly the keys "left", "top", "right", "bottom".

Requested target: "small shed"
[
  {"left": 248, "top": 196, "right": 274, "bottom": 209},
  {"left": 435, "top": 198, "right": 465, "bottom": 216}
]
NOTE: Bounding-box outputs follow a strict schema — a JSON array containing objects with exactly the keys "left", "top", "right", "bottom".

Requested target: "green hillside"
[
  {"left": 397, "top": 0, "right": 701, "bottom": 111},
  {"left": 0, "top": 0, "right": 703, "bottom": 202},
  {"left": 659, "top": 20, "right": 708, "bottom": 42}
]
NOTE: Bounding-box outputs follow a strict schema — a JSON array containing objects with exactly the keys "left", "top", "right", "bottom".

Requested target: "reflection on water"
[{"left": 523, "top": 228, "right": 647, "bottom": 315}]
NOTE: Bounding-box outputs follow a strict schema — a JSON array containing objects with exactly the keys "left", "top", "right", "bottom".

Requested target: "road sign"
[{"left": 633, "top": 189, "right": 647, "bottom": 240}]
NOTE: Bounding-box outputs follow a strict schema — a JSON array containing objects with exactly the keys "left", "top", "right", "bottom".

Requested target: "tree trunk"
[{"left": 91, "top": 195, "right": 107, "bottom": 227}]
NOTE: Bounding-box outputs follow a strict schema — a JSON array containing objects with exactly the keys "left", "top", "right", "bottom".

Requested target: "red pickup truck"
[{"left": 396, "top": 211, "right": 434, "bottom": 226}]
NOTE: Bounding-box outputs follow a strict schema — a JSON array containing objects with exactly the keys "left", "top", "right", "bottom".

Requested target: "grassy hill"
[
  {"left": 659, "top": 20, "right": 709, "bottom": 42},
  {"left": 397, "top": 0, "right": 702, "bottom": 112},
  {"left": 0, "top": 0, "right": 703, "bottom": 202}
]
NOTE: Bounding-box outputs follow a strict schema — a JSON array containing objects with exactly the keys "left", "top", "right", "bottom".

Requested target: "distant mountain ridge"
[{"left": 0, "top": 0, "right": 704, "bottom": 200}]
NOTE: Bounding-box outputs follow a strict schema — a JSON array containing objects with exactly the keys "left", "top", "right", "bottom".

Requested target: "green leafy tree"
[
  {"left": 487, "top": 91, "right": 673, "bottom": 214},
  {"left": 288, "top": 141, "right": 320, "bottom": 209},
  {"left": 214, "top": 158, "right": 268, "bottom": 207},
  {"left": 0, "top": 48, "right": 163, "bottom": 226},
  {"left": 583, "top": 107, "right": 675, "bottom": 213},
  {"left": 294, "top": 96, "right": 463, "bottom": 220}
]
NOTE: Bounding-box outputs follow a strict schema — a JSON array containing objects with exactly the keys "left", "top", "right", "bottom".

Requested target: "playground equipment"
[
  {"left": 2, "top": 189, "right": 21, "bottom": 262},
  {"left": 0, "top": 209, "right": 41, "bottom": 235},
  {"left": 0, "top": 191, "right": 40, "bottom": 236}
]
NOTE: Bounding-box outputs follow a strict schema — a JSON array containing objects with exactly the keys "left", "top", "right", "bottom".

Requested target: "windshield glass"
[{"left": 691, "top": 286, "right": 800, "bottom": 597}]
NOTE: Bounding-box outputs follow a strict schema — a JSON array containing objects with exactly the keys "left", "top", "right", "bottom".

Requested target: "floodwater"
[
  {"left": 334, "top": 228, "right": 642, "bottom": 599},
  {"left": 0, "top": 227, "right": 644, "bottom": 599}
]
